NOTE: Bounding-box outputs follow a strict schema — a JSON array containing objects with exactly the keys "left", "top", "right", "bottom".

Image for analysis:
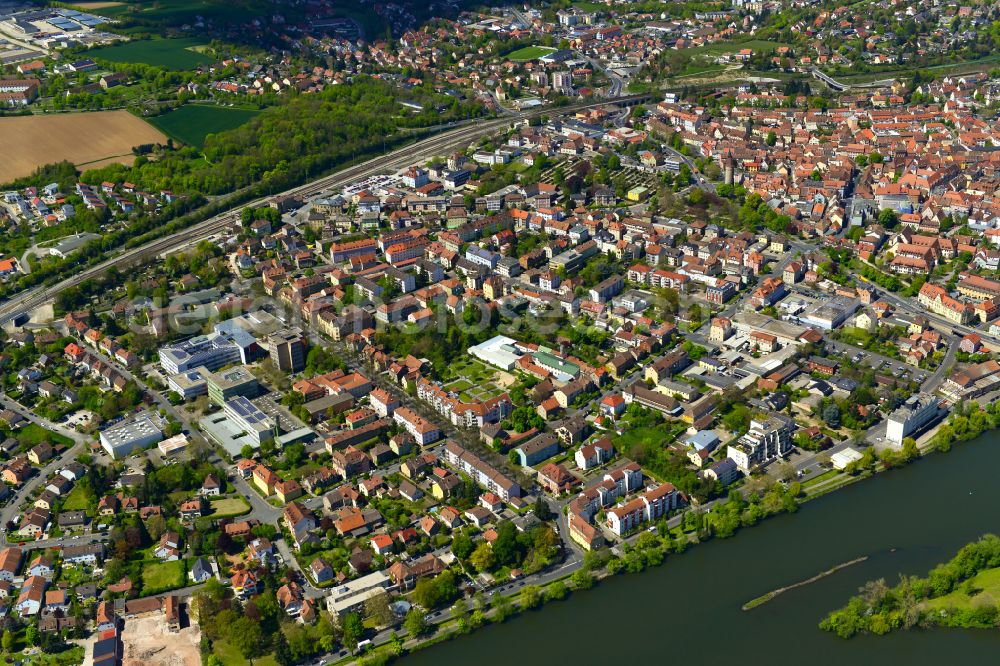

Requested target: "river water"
[{"left": 404, "top": 432, "right": 1000, "bottom": 666}]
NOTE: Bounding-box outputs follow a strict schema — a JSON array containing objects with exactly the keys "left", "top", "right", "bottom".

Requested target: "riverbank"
[
  {"left": 820, "top": 534, "right": 1000, "bottom": 638},
  {"left": 397, "top": 426, "right": 1000, "bottom": 666},
  {"left": 337, "top": 407, "right": 1000, "bottom": 666}
]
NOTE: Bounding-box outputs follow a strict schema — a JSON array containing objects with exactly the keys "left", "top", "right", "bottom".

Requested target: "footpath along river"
[{"left": 404, "top": 431, "right": 1000, "bottom": 666}]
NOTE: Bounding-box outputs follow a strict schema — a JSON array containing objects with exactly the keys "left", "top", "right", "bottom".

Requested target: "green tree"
[
  {"left": 823, "top": 403, "right": 842, "bottom": 429},
  {"left": 571, "top": 569, "right": 594, "bottom": 590},
  {"left": 470, "top": 543, "right": 496, "bottom": 572},
  {"left": 451, "top": 598, "right": 470, "bottom": 633},
  {"left": 364, "top": 590, "right": 395, "bottom": 627},
  {"left": 274, "top": 632, "right": 294, "bottom": 666},
  {"left": 284, "top": 442, "right": 306, "bottom": 468},
  {"left": 340, "top": 612, "right": 364, "bottom": 651},
  {"left": 403, "top": 609, "right": 430, "bottom": 637},
  {"left": 451, "top": 532, "right": 474, "bottom": 560},
  {"left": 412, "top": 570, "right": 459, "bottom": 609},
  {"left": 227, "top": 616, "right": 262, "bottom": 658},
  {"left": 533, "top": 496, "right": 552, "bottom": 519},
  {"left": 545, "top": 581, "right": 569, "bottom": 602},
  {"left": 520, "top": 585, "right": 543, "bottom": 609},
  {"left": 492, "top": 592, "right": 513, "bottom": 622}
]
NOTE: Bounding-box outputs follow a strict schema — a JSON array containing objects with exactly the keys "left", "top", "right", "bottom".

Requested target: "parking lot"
[
  {"left": 827, "top": 341, "right": 928, "bottom": 383},
  {"left": 63, "top": 409, "right": 94, "bottom": 429},
  {"left": 252, "top": 394, "right": 304, "bottom": 432}
]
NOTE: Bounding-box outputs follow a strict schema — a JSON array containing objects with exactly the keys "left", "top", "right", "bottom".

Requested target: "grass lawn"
[
  {"left": 459, "top": 381, "right": 505, "bottom": 403},
  {"left": 18, "top": 645, "right": 85, "bottom": 666},
  {"left": 141, "top": 559, "right": 186, "bottom": 594},
  {"left": 16, "top": 423, "right": 73, "bottom": 448},
  {"left": 61, "top": 484, "right": 93, "bottom": 512},
  {"left": 679, "top": 39, "right": 789, "bottom": 58},
  {"left": 921, "top": 567, "right": 1000, "bottom": 612},
  {"left": 444, "top": 379, "right": 473, "bottom": 392},
  {"left": 614, "top": 424, "right": 686, "bottom": 451},
  {"left": 209, "top": 497, "right": 251, "bottom": 517},
  {"left": 506, "top": 45, "right": 557, "bottom": 61},
  {"left": 86, "top": 37, "right": 212, "bottom": 70},
  {"left": 212, "top": 639, "right": 278, "bottom": 666},
  {"left": 168, "top": 490, "right": 191, "bottom": 505},
  {"left": 801, "top": 469, "right": 840, "bottom": 490},
  {"left": 146, "top": 104, "right": 261, "bottom": 148},
  {"left": 442, "top": 355, "right": 498, "bottom": 384},
  {"left": 56, "top": 563, "right": 96, "bottom": 587}
]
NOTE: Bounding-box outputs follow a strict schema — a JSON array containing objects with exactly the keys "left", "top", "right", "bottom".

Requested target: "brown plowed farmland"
[{"left": 0, "top": 110, "right": 167, "bottom": 183}]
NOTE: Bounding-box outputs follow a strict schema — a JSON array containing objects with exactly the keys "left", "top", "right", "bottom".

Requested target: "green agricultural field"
[
  {"left": 86, "top": 37, "right": 212, "bottom": 70},
  {"left": 112, "top": 0, "right": 275, "bottom": 27},
  {"left": 506, "top": 45, "right": 557, "bottom": 61},
  {"left": 141, "top": 559, "right": 186, "bottom": 594},
  {"left": 146, "top": 104, "right": 261, "bottom": 148}
]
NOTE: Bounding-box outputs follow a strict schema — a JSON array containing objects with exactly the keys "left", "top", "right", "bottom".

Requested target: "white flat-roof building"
[
  {"left": 830, "top": 447, "right": 864, "bottom": 470},
  {"left": 99, "top": 414, "right": 162, "bottom": 459},
  {"left": 886, "top": 393, "right": 941, "bottom": 446},
  {"left": 799, "top": 296, "right": 860, "bottom": 331},
  {"left": 468, "top": 335, "right": 522, "bottom": 370},
  {"left": 223, "top": 397, "right": 275, "bottom": 447},
  {"left": 158, "top": 433, "right": 190, "bottom": 457},
  {"left": 159, "top": 329, "right": 255, "bottom": 375},
  {"left": 325, "top": 570, "right": 390, "bottom": 617},
  {"left": 167, "top": 368, "right": 209, "bottom": 399}
]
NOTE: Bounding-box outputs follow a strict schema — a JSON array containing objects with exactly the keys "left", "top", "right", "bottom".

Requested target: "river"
[{"left": 404, "top": 432, "right": 1000, "bottom": 666}]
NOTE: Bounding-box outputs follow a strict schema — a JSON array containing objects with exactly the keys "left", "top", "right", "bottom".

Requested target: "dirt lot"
[
  {"left": 121, "top": 612, "right": 202, "bottom": 666},
  {"left": 0, "top": 111, "right": 166, "bottom": 183}
]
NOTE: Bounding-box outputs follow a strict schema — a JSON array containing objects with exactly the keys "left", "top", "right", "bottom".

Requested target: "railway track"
[{"left": 0, "top": 92, "right": 654, "bottom": 324}]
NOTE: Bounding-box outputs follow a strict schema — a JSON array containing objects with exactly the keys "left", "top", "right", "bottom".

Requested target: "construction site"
[{"left": 120, "top": 611, "right": 202, "bottom": 666}]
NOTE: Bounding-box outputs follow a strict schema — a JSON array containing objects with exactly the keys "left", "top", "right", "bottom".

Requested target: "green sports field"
[
  {"left": 146, "top": 104, "right": 261, "bottom": 148},
  {"left": 86, "top": 37, "right": 212, "bottom": 70}
]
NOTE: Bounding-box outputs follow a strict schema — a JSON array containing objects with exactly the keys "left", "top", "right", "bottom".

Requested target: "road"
[
  {"left": 872, "top": 281, "right": 995, "bottom": 344},
  {"left": 0, "top": 93, "right": 655, "bottom": 328},
  {"left": 810, "top": 67, "right": 849, "bottom": 92},
  {"left": 273, "top": 536, "right": 326, "bottom": 600},
  {"left": 303, "top": 544, "right": 585, "bottom": 666},
  {"left": 227, "top": 468, "right": 281, "bottom": 524},
  {"left": 0, "top": 393, "right": 102, "bottom": 547}
]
